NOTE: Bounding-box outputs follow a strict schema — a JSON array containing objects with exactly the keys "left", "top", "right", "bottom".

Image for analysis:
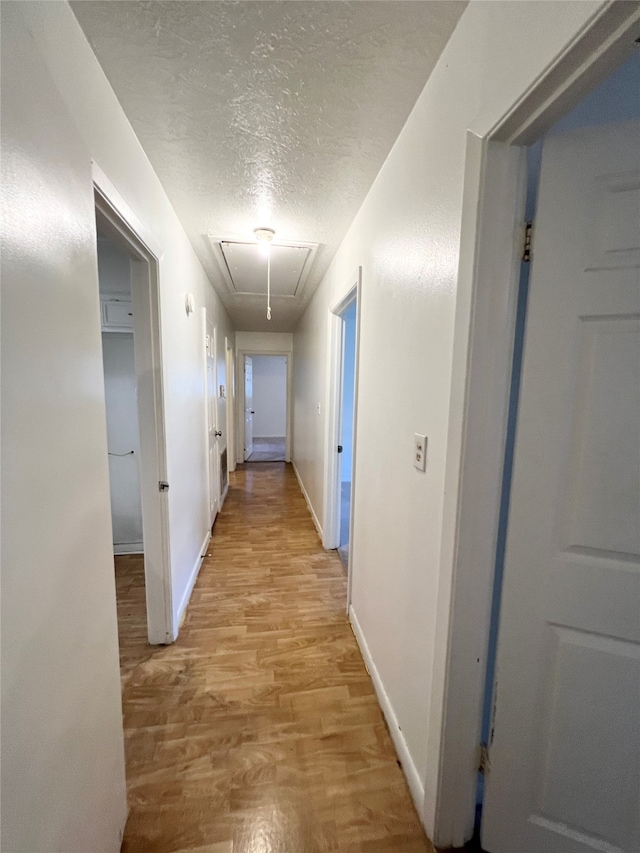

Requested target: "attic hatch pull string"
[
  {"left": 253, "top": 227, "right": 276, "bottom": 320},
  {"left": 267, "top": 249, "right": 271, "bottom": 321}
]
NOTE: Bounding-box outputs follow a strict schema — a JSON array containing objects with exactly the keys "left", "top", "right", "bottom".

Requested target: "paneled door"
[
  {"left": 205, "top": 318, "right": 218, "bottom": 528},
  {"left": 482, "top": 121, "right": 640, "bottom": 852},
  {"left": 244, "top": 355, "right": 254, "bottom": 460}
]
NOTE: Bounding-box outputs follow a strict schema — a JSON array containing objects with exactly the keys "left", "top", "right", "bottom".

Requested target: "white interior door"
[
  {"left": 244, "top": 355, "right": 254, "bottom": 460},
  {"left": 205, "top": 317, "right": 218, "bottom": 526},
  {"left": 482, "top": 121, "right": 640, "bottom": 853},
  {"left": 225, "top": 340, "right": 235, "bottom": 473}
]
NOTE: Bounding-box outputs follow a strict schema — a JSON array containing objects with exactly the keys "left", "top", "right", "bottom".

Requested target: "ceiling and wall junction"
[{"left": 71, "top": 0, "right": 467, "bottom": 330}]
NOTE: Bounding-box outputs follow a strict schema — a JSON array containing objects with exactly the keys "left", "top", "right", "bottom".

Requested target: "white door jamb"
[
  {"left": 225, "top": 337, "right": 236, "bottom": 474},
  {"left": 323, "top": 268, "right": 362, "bottom": 611},
  {"left": 93, "top": 162, "right": 173, "bottom": 645}
]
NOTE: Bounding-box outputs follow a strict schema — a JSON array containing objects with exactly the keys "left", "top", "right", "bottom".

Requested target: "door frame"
[
  {"left": 242, "top": 354, "right": 255, "bottom": 461},
  {"left": 429, "top": 5, "right": 640, "bottom": 847},
  {"left": 93, "top": 163, "right": 173, "bottom": 646},
  {"left": 225, "top": 336, "right": 236, "bottom": 474},
  {"left": 323, "top": 268, "right": 362, "bottom": 610},
  {"left": 202, "top": 310, "right": 219, "bottom": 525},
  {"left": 236, "top": 349, "right": 293, "bottom": 463}
]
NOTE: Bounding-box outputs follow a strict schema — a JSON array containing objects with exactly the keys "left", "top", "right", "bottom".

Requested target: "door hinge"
[
  {"left": 337, "top": 445, "right": 343, "bottom": 453},
  {"left": 159, "top": 481, "right": 169, "bottom": 492},
  {"left": 522, "top": 220, "right": 534, "bottom": 263},
  {"left": 478, "top": 743, "right": 491, "bottom": 776}
]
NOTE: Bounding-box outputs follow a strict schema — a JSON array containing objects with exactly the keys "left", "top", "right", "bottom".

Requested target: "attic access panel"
[{"left": 220, "top": 242, "right": 311, "bottom": 297}]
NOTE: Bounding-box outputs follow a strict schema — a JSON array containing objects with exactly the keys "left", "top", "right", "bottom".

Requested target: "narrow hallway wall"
[
  {"left": 292, "top": 0, "right": 611, "bottom": 837},
  {"left": 13, "top": 1, "right": 235, "bottom": 636},
  {"left": 1, "top": 3, "right": 235, "bottom": 850}
]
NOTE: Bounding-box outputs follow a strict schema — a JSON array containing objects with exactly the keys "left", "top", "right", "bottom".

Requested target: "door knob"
[
  {"left": 250, "top": 410, "right": 255, "bottom": 414},
  {"left": 214, "top": 430, "right": 222, "bottom": 437}
]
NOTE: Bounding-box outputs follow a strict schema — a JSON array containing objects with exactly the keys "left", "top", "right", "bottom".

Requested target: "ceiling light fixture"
[{"left": 254, "top": 227, "right": 276, "bottom": 320}]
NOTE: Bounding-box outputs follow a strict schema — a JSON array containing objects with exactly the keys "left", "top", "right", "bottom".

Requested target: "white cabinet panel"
[{"left": 101, "top": 297, "right": 133, "bottom": 331}]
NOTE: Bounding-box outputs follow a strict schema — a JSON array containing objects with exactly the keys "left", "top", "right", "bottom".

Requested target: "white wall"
[
  {"left": 97, "top": 236, "right": 131, "bottom": 295},
  {"left": 1, "top": 2, "right": 234, "bottom": 850},
  {"left": 292, "top": 0, "right": 608, "bottom": 838},
  {"left": 252, "top": 356, "right": 287, "bottom": 437},
  {"left": 1, "top": 8, "right": 127, "bottom": 851},
  {"left": 16, "top": 1, "right": 234, "bottom": 636},
  {"left": 102, "top": 333, "right": 144, "bottom": 552},
  {"left": 235, "top": 330, "right": 293, "bottom": 353}
]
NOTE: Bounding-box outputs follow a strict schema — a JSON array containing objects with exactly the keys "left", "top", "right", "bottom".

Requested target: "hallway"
[{"left": 117, "top": 463, "right": 432, "bottom": 853}]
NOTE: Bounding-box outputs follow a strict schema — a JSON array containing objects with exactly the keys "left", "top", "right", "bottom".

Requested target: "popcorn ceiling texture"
[{"left": 71, "top": 0, "right": 466, "bottom": 330}]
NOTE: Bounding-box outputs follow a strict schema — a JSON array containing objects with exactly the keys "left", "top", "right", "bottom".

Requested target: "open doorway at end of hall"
[{"left": 243, "top": 354, "right": 289, "bottom": 462}]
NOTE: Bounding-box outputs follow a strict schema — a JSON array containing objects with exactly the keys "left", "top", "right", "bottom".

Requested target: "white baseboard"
[
  {"left": 349, "top": 604, "right": 426, "bottom": 823},
  {"left": 116, "top": 800, "right": 129, "bottom": 853},
  {"left": 113, "top": 542, "right": 143, "bottom": 555},
  {"left": 292, "top": 461, "right": 323, "bottom": 540},
  {"left": 174, "top": 528, "right": 211, "bottom": 636}
]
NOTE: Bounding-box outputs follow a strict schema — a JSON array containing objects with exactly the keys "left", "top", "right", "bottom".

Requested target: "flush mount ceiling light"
[
  {"left": 254, "top": 227, "right": 276, "bottom": 320},
  {"left": 254, "top": 227, "right": 275, "bottom": 245}
]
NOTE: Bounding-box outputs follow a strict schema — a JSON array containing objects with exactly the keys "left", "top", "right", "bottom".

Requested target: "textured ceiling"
[{"left": 72, "top": 1, "right": 466, "bottom": 331}]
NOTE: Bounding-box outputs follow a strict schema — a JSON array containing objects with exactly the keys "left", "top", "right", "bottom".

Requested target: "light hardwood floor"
[{"left": 116, "top": 462, "right": 434, "bottom": 853}]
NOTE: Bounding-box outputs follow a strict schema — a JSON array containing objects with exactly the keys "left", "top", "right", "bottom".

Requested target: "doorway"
[
  {"left": 98, "top": 234, "right": 143, "bottom": 557},
  {"left": 479, "top": 54, "right": 640, "bottom": 853},
  {"left": 237, "top": 350, "right": 293, "bottom": 464},
  {"left": 97, "top": 229, "right": 149, "bottom": 664},
  {"left": 337, "top": 301, "right": 357, "bottom": 568},
  {"left": 94, "top": 170, "right": 172, "bottom": 646},
  {"left": 433, "top": 17, "right": 640, "bottom": 850},
  {"left": 245, "top": 355, "right": 288, "bottom": 462},
  {"left": 225, "top": 337, "right": 236, "bottom": 476},
  {"left": 324, "top": 270, "right": 362, "bottom": 601},
  {"left": 203, "top": 312, "right": 221, "bottom": 524}
]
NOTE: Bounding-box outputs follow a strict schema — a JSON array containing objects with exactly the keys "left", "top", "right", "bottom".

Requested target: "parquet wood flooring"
[{"left": 116, "top": 462, "right": 434, "bottom": 853}]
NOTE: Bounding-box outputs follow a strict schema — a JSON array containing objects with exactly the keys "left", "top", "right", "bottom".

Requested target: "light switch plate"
[{"left": 414, "top": 433, "right": 427, "bottom": 471}]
